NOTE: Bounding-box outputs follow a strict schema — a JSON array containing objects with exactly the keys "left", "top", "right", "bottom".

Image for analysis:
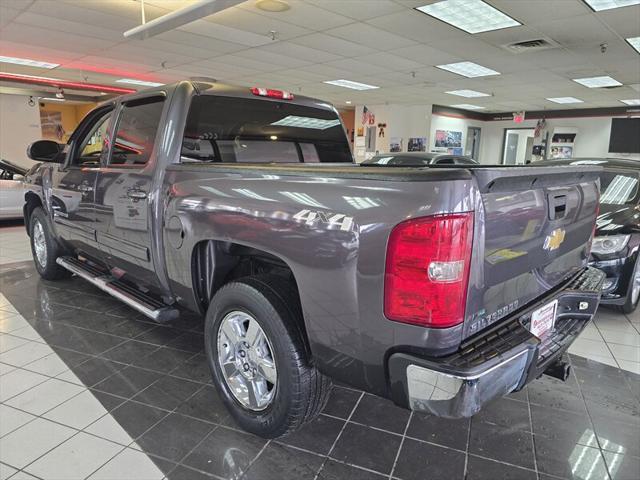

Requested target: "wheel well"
[
  {"left": 192, "top": 240, "right": 311, "bottom": 351},
  {"left": 23, "top": 193, "right": 43, "bottom": 235}
]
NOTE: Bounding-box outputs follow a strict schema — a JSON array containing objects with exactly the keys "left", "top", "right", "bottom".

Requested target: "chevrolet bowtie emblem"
[{"left": 543, "top": 228, "right": 566, "bottom": 251}]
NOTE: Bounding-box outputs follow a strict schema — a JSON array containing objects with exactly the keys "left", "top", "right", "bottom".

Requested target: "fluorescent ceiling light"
[
  {"left": 583, "top": 0, "right": 640, "bottom": 11},
  {"left": 415, "top": 0, "right": 520, "bottom": 34},
  {"left": 323, "top": 79, "right": 379, "bottom": 90},
  {"left": 116, "top": 78, "right": 164, "bottom": 87},
  {"left": 573, "top": 75, "right": 622, "bottom": 88},
  {"left": 621, "top": 99, "right": 640, "bottom": 105},
  {"left": 547, "top": 97, "right": 584, "bottom": 104},
  {"left": 627, "top": 37, "right": 640, "bottom": 53},
  {"left": 451, "top": 104, "right": 486, "bottom": 110},
  {"left": 271, "top": 115, "right": 341, "bottom": 130},
  {"left": 436, "top": 61, "right": 500, "bottom": 78},
  {"left": 124, "top": 0, "right": 244, "bottom": 39},
  {"left": 446, "top": 89, "right": 491, "bottom": 98},
  {"left": 0, "top": 55, "right": 59, "bottom": 69}
]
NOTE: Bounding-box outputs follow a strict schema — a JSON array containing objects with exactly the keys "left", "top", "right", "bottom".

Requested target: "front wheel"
[
  {"left": 618, "top": 257, "right": 640, "bottom": 314},
  {"left": 204, "top": 275, "right": 331, "bottom": 438},
  {"left": 29, "top": 207, "right": 69, "bottom": 280}
]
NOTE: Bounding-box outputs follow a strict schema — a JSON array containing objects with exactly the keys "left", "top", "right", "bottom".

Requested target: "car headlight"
[{"left": 591, "top": 235, "right": 630, "bottom": 255}]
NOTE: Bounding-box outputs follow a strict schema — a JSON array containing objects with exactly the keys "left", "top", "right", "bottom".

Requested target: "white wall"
[
  {"left": 353, "top": 104, "right": 432, "bottom": 162},
  {"left": 0, "top": 94, "right": 42, "bottom": 169}
]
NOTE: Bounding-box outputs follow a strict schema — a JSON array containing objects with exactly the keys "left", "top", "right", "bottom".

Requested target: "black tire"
[
  {"left": 29, "top": 207, "right": 70, "bottom": 280},
  {"left": 204, "top": 274, "right": 331, "bottom": 438},
  {"left": 616, "top": 257, "right": 640, "bottom": 314}
]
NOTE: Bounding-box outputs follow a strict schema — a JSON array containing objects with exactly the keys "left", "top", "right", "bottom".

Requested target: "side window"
[
  {"left": 109, "top": 97, "right": 164, "bottom": 167},
  {"left": 435, "top": 157, "right": 455, "bottom": 165},
  {"left": 74, "top": 111, "right": 112, "bottom": 166}
]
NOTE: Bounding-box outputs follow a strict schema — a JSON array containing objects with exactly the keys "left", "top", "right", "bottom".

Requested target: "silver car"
[{"left": 0, "top": 159, "right": 27, "bottom": 220}]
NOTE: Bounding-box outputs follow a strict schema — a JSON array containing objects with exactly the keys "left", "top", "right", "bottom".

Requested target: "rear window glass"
[{"left": 181, "top": 95, "right": 351, "bottom": 164}]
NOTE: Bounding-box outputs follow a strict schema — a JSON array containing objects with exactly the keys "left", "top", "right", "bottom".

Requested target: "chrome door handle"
[
  {"left": 79, "top": 185, "right": 93, "bottom": 193},
  {"left": 127, "top": 190, "right": 147, "bottom": 200}
]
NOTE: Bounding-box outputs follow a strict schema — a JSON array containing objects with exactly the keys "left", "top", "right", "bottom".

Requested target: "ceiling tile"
[
  {"left": 237, "top": 0, "right": 354, "bottom": 30},
  {"left": 357, "top": 52, "right": 424, "bottom": 71},
  {"left": 305, "top": 0, "right": 405, "bottom": 21},
  {"left": 178, "top": 19, "right": 272, "bottom": 47},
  {"left": 233, "top": 48, "right": 312, "bottom": 68},
  {"left": 289, "top": 33, "right": 377, "bottom": 57},
  {"left": 205, "top": 6, "right": 311, "bottom": 40},
  {"left": 324, "top": 23, "right": 417, "bottom": 51},
  {"left": 258, "top": 41, "right": 344, "bottom": 63}
]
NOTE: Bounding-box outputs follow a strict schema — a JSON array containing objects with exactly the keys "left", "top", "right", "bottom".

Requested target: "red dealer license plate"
[{"left": 529, "top": 300, "right": 558, "bottom": 339}]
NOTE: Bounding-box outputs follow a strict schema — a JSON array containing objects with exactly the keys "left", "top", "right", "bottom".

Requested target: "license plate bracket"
[{"left": 529, "top": 300, "right": 558, "bottom": 339}]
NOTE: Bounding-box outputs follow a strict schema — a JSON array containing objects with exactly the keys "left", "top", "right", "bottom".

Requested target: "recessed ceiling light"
[
  {"left": 446, "top": 89, "right": 491, "bottom": 98},
  {"left": 451, "top": 104, "right": 486, "bottom": 110},
  {"left": 0, "top": 55, "right": 59, "bottom": 69},
  {"left": 573, "top": 75, "right": 623, "bottom": 88},
  {"left": 345, "top": 100, "right": 352, "bottom": 104},
  {"left": 115, "top": 78, "right": 164, "bottom": 87},
  {"left": 415, "top": 0, "right": 520, "bottom": 34},
  {"left": 255, "top": 0, "right": 290, "bottom": 12},
  {"left": 271, "top": 115, "right": 341, "bottom": 130},
  {"left": 547, "top": 97, "right": 584, "bottom": 104},
  {"left": 583, "top": 0, "right": 640, "bottom": 12},
  {"left": 436, "top": 61, "right": 500, "bottom": 78},
  {"left": 621, "top": 99, "right": 640, "bottom": 105},
  {"left": 627, "top": 37, "right": 640, "bottom": 54},
  {"left": 323, "top": 79, "right": 379, "bottom": 90}
]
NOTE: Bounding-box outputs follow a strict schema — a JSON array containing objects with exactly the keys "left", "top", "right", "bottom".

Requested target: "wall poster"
[
  {"left": 435, "top": 130, "right": 462, "bottom": 148},
  {"left": 40, "top": 111, "right": 65, "bottom": 141},
  {"left": 389, "top": 137, "right": 402, "bottom": 152},
  {"left": 408, "top": 137, "right": 426, "bottom": 152}
]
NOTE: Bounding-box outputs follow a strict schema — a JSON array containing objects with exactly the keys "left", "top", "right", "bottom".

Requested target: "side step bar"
[{"left": 56, "top": 257, "right": 179, "bottom": 324}]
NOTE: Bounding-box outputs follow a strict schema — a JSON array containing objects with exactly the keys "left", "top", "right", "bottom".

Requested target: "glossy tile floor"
[{"left": 0, "top": 224, "right": 639, "bottom": 480}]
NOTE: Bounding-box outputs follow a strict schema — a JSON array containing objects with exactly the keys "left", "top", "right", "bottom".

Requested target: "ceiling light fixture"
[
  {"left": 446, "top": 89, "right": 491, "bottom": 98},
  {"left": 255, "top": 0, "right": 290, "bottom": 12},
  {"left": 627, "top": 36, "right": 640, "bottom": 53},
  {"left": 436, "top": 61, "right": 500, "bottom": 78},
  {"left": 573, "top": 75, "right": 623, "bottom": 88},
  {"left": 345, "top": 100, "right": 352, "bottom": 104},
  {"left": 124, "top": 0, "right": 245, "bottom": 40},
  {"left": 621, "top": 99, "right": 640, "bottom": 105},
  {"left": 0, "top": 55, "right": 59, "bottom": 69},
  {"left": 415, "top": 0, "right": 520, "bottom": 34},
  {"left": 547, "top": 97, "right": 584, "bottom": 104},
  {"left": 116, "top": 78, "right": 164, "bottom": 87},
  {"left": 323, "top": 79, "right": 379, "bottom": 90},
  {"left": 0, "top": 72, "right": 135, "bottom": 94},
  {"left": 40, "top": 97, "right": 65, "bottom": 102},
  {"left": 583, "top": 0, "right": 640, "bottom": 12},
  {"left": 271, "top": 115, "right": 341, "bottom": 130},
  {"left": 451, "top": 104, "right": 486, "bottom": 110}
]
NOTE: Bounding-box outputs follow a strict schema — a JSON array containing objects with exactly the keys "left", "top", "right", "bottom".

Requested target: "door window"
[
  {"left": 110, "top": 97, "right": 164, "bottom": 166},
  {"left": 74, "top": 110, "right": 112, "bottom": 166}
]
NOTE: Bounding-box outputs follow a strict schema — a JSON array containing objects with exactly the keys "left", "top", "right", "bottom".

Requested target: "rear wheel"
[
  {"left": 204, "top": 275, "right": 331, "bottom": 438},
  {"left": 29, "top": 207, "right": 69, "bottom": 280}
]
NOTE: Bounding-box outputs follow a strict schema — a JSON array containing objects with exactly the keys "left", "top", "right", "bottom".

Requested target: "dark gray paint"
[{"left": 23, "top": 80, "right": 601, "bottom": 397}]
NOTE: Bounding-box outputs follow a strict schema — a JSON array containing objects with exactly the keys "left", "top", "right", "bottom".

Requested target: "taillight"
[
  {"left": 251, "top": 86, "right": 294, "bottom": 100},
  {"left": 384, "top": 213, "right": 474, "bottom": 328}
]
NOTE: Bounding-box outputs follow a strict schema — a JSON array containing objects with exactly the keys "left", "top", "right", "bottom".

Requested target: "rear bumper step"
[
  {"left": 56, "top": 257, "right": 179, "bottom": 323},
  {"left": 388, "top": 266, "right": 605, "bottom": 418}
]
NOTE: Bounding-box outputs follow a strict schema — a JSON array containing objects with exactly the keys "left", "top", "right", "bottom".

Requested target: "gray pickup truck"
[{"left": 23, "top": 80, "right": 604, "bottom": 438}]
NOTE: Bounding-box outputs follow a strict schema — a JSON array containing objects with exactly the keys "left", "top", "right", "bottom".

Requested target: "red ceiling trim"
[{"left": 0, "top": 72, "right": 135, "bottom": 95}]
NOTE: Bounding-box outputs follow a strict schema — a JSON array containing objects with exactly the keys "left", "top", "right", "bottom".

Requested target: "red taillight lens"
[
  {"left": 250, "top": 86, "right": 294, "bottom": 100},
  {"left": 384, "top": 213, "right": 474, "bottom": 328}
]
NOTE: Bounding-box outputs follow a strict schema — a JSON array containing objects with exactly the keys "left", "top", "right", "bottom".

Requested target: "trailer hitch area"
[{"left": 543, "top": 355, "right": 572, "bottom": 382}]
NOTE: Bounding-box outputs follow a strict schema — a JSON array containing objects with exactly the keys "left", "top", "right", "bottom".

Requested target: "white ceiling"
[{"left": 0, "top": 0, "right": 639, "bottom": 111}]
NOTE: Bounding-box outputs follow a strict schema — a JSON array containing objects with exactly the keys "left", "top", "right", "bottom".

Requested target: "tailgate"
[{"left": 463, "top": 165, "right": 600, "bottom": 339}]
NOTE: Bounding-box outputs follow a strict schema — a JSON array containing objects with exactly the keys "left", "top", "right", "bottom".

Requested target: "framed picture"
[
  {"left": 407, "top": 137, "right": 426, "bottom": 152},
  {"left": 435, "top": 130, "right": 462, "bottom": 148},
  {"left": 390, "top": 137, "right": 402, "bottom": 152}
]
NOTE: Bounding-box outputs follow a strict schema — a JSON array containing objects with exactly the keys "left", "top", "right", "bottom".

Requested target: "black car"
[
  {"left": 362, "top": 152, "right": 478, "bottom": 166},
  {"left": 544, "top": 158, "right": 640, "bottom": 312}
]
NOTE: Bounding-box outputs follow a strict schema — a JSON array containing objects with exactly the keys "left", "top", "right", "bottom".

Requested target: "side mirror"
[{"left": 27, "top": 140, "right": 65, "bottom": 163}]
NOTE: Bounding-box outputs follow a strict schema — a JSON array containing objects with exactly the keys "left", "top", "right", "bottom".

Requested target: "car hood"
[
  {"left": 596, "top": 203, "right": 640, "bottom": 235},
  {"left": 0, "top": 159, "right": 28, "bottom": 176}
]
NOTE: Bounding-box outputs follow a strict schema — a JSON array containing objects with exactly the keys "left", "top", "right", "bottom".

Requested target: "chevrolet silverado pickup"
[{"left": 23, "top": 80, "right": 604, "bottom": 438}]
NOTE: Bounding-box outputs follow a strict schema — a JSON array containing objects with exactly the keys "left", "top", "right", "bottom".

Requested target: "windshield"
[
  {"left": 600, "top": 170, "right": 640, "bottom": 205},
  {"left": 182, "top": 96, "right": 352, "bottom": 164}
]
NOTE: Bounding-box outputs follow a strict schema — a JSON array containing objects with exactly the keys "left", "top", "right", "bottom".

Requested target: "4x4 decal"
[{"left": 293, "top": 209, "right": 356, "bottom": 232}]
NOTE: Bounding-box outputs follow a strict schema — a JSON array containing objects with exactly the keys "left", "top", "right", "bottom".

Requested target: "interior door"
[
  {"left": 93, "top": 96, "right": 165, "bottom": 287},
  {"left": 50, "top": 108, "right": 113, "bottom": 256},
  {"left": 503, "top": 132, "right": 519, "bottom": 165}
]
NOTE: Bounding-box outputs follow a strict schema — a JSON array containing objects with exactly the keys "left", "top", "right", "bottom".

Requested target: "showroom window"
[
  {"left": 109, "top": 97, "right": 165, "bottom": 167},
  {"left": 180, "top": 95, "right": 352, "bottom": 164}
]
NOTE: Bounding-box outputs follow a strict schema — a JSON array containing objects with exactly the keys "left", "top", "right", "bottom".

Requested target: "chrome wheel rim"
[
  {"left": 217, "top": 310, "right": 277, "bottom": 411},
  {"left": 632, "top": 265, "right": 640, "bottom": 305},
  {"left": 33, "top": 220, "right": 47, "bottom": 268}
]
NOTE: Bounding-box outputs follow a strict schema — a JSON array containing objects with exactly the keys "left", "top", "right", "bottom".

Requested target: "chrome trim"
[{"left": 406, "top": 348, "right": 530, "bottom": 418}]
